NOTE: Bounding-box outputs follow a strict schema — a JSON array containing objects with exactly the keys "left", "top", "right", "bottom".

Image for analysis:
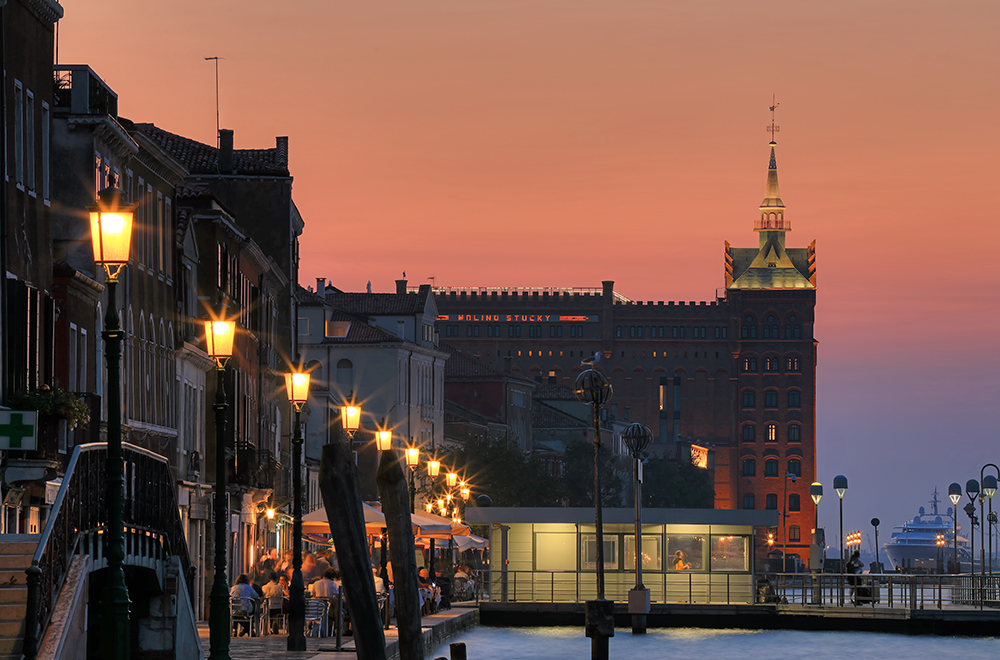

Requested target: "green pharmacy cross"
[{"left": 0, "top": 411, "right": 38, "bottom": 450}]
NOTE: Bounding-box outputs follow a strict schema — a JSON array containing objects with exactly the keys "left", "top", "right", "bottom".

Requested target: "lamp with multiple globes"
[{"left": 87, "top": 188, "right": 136, "bottom": 660}]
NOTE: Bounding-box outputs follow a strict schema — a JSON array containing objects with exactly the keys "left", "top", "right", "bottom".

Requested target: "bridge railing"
[
  {"left": 23, "top": 442, "right": 194, "bottom": 658},
  {"left": 477, "top": 568, "right": 1000, "bottom": 609}
]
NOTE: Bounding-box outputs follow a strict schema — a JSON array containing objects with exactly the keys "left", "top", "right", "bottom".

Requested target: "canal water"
[{"left": 430, "top": 626, "right": 998, "bottom": 659}]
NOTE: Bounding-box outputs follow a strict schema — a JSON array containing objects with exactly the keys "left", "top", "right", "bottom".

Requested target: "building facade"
[{"left": 432, "top": 142, "right": 817, "bottom": 564}]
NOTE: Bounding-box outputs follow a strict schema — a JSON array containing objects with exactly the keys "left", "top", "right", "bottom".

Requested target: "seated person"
[
  {"left": 672, "top": 550, "right": 692, "bottom": 571},
  {"left": 261, "top": 572, "right": 284, "bottom": 633},
  {"left": 417, "top": 568, "right": 441, "bottom": 613},
  {"left": 372, "top": 567, "right": 386, "bottom": 594},
  {"left": 229, "top": 574, "right": 258, "bottom": 636},
  {"left": 310, "top": 568, "right": 339, "bottom": 598}
]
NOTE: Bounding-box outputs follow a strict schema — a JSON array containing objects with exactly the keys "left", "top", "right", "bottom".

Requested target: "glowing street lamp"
[
  {"left": 428, "top": 460, "right": 441, "bottom": 479},
  {"left": 833, "top": 475, "right": 848, "bottom": 606},
  {"left": 341, "top": 401, "right": 361, "bottom": 450},
  {"left": 87, "top": 188, "right": 136, "bottom": 660},
  {"left": 446, "top": 472, "right": 458, "bottom": 489},
  {"left": 405, "top": 447, "right": 419, "bottom": 512},
  {"left": 460, "top": 486, "right": 471, "bottom": 502},
  {"left": 284, "top": 366, "right": 310, "bottom": 651},
  {"left": 375, "top": 428, "right": 393, "bottom": 453},
  {"left": 204, "top": 314, "right": 236, "bottom": 660},
  {"left": 949, "top": 482, "right": 962, "bottom": 573}
]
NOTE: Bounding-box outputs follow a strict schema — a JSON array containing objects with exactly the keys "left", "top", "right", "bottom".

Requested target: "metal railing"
[
  {"left": 23, "top": 442, "right": 194, "bottom": 657},
  {"left": 477, "top": 569, "right": 1000, "bottom": 609}
]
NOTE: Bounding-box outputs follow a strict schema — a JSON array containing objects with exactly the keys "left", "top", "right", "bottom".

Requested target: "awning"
[
  {"left": 454, "top": 534, "right": 487, "bottom": 551},
  {"left": 409, "top": 510, "right": 470, "bottom": 540},
  {"left": 301, "top": 502, "right": 386, "bottom": 535},
  {"left": 301, "top": 503, "right": 458, "bottom": 539}
]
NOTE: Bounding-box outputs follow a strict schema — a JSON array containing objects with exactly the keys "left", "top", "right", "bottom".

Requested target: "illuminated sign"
[{"left": 436, "top": 314, "right": 599, "bottom": 323}]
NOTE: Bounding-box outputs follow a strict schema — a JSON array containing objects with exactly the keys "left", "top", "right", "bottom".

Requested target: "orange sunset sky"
[{"left": 59, "top": 0, "right": 999, "bottom": 545}]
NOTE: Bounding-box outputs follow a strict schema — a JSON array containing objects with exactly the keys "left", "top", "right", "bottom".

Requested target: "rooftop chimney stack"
[
  {"left": 219, "top": 129, "right": 234, "bottom": 173},
  {"left": 396, "top": 279, "right": 407, "bottom": 295},
  {"left": 316, "top": 278, "right": 326, "bottom": 295}
]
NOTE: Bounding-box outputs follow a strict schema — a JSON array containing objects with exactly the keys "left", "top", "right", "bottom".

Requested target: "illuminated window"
[
  {"left": 765, "top": 494, "right": 778, "bottom": 510},
  {"left": 786, "top": 357, "right": 800, "bottom": 371},
  {"left": 743, "top": 493, "right": 755, "bottom": 509},
  {"left": 788, "top": 459, "right": 801, "bottom": 478},
  {"left": 742, "top": 390, "right": 755, "bottom": 407},
  {"left": 788, "top": 494, "right": 801, "bottom": 512},
  {"left": 742, "top": 459, "right": 755, "bottom": 476},
  {"left": 743, "top": 357, "right": 757, "bottom": 372},
  {"left": 788, "top": 390, "right": 801, "bottom": 408},
  {"left": 765, "top": 459, "right": 778, "bottom": 477},
  {"left": 742, "top": 426, "right": 755, "bottom": 442},
  {"left": 765, "top": 390, "right": 777, "bottom": 408},
  {"left": 789, "top": 525, "right": 801, "bottom": 542},
  {"left": 788, "top": 425, "right": 801, "bottom": 442},
  {"left": 766, "top": 423, "right": 777, "bottom": 442}
]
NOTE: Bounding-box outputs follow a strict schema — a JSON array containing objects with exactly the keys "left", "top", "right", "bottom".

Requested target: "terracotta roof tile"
[
  {"left": 131, "top": 123, "right": 289, "bottom": 176},
  {"left": 324, "top": 290, "right": 428, "bottom": 315}
]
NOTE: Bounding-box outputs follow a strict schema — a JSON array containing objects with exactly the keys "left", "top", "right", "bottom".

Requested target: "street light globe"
[
  {"left": 375, "top": 429, "right": 392, "bottom": 452},
  {"left": 948, "top": 482, "right": 963, "bottom": 505},
  {"left": 621, "top": 423, "right": 652, "bottom": 454},
  {"left": 446, "top": 472, "right": 458, "bottom": 488},
  {"left": 405, "top": 447, "right": 419, "bottom": 468},
  {"left": 428, "top": 460, "right": 440, "bottom": 478},
  {"left": 341, "top": 404, "right": 361, "bottom": 434},
  {"left": 425, "top": 502, "right": 433, "bottom": 513},
  {"left": 810, "top": 482, "right": 823, "bottom": 505},
  {"left": 574, "top": 368, "right": 612, "bottom": 406},
  {"left": 966, "top": 479, "right": 980, "bottom": 501},
  {"left": 983, "top": 475, "right": 998, "bottom": 499},
  {"left": 88, "top": 188, "right": 136, "bottom": 280},
  {"left": 833, "top": 474, "right": 848, "bottom": 499}
]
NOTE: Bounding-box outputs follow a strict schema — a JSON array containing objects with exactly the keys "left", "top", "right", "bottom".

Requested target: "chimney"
[
  {"left": 396, "top": 279, "right": 407, "bottom": 295},
  {"left": 219, "top": 129, "right": 234, "bottom": 173},
  {"left": 316, "top": 278, "right": 326, "bottom": 295}
]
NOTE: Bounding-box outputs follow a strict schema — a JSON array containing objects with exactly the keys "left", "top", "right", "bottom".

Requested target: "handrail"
[{"left": 23, "top": 442, "right": 194, "bottom": 659}]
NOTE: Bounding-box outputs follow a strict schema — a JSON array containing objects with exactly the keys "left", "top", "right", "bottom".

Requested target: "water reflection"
[{"left": 432, "top": 626, "right": 998, "bottom": 660}]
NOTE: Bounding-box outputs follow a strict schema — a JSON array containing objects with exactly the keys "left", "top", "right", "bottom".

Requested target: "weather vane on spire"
[{"left": 767, "top": 93, "right": 780, "bottom": 142}]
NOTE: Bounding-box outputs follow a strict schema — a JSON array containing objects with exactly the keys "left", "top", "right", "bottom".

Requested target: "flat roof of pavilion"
[{"left": 465, "top": 507, "right": 778, "bottom": 527}]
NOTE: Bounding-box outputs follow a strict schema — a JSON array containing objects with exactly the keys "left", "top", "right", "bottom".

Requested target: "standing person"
[{"left": 846, "top": 550, "right": 864, "bottom": 603}]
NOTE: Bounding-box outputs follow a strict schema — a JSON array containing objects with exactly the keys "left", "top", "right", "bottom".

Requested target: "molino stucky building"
[{"left": 429, "top": 140, "right": 817, "bottom": 563}]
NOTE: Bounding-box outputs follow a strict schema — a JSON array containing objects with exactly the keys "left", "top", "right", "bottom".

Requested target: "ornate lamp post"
[
  {"left": 621, "top": 422, "right": 651, "bottom": 635},
  {"left": 949, "top": 483, "right": 962, "bottom": 572},
  {"left": 205, "top": 316, "right": 236, "bottom": 660},
  {"left": 89, "top": 188, "right": 135, "bottom": 660},
  {"left": 833, "top": 475, "right": 848, "bottom": 606},
  {"left": 284, "top": 366, "right": 311, "bottom": 650},
  {"left": 574, "top": 368, "right": 613, "bottom": 660},
  {"left": 405, "top": 447, "right": 419, "bottom": 512},
  {"left": 980, "top": 466, "right": 997, "bottom": 575}
]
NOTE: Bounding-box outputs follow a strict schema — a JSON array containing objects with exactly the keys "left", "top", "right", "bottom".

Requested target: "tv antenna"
[
  {"left": 767, "top": 93, "right": 780, "bottom": 141},
  {"left": 204, "top": 57, "right": 224, "bottom": 145}
]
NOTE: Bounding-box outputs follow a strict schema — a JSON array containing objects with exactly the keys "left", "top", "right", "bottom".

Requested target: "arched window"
[
  {"left": 765, "top": 357, "right": 778, "bottom": 372},
  {"left": 786, "top": 357, "right": 800, "bottom": 371},
  {"left": 766, "top": 494, "right": 778, "bottom": 510},
  {"left": 765, "top": 459, "right": 779, "bottom": 477},
  {"left": 788, "top": 459, "right": 802, "bottom": 477},
  {"left": 789, "top": 525, "right": 801, "bottom": 542},
  {"left": 788, "top": 390, "right": 801, "bottom": 408},
  {"left": 742, "top": 390, "right": 755, "bottom": 408},
  {"left": 765, "top": 390, "right": 778, "bottom": 407},
  {"left": 742, "top": 459, "right": 756, "bottom": 476},
  {"left": 766, "top": 423, "right": 777, "bottom": 442},
  {"left": 788, "top": 493, "right": 801, "bottom": 512},
  {"left": 743, "top": 493, "right": 755, "bottom": 509},
  {"left": 750, "top": 325, "right": 757, "bottom": 339},
  {"left": 742, "top": 425, "right": 755, "bottom": 442},
  {"left": 763, "top": 325, "right": 770, "bottom": 339},
  {"left": 788, "top": 425, "right": 801, "bottom": 442},
  {"left": 336, "top": 358, "right": 354, "bottom": 395},
  {"left": 744, "top": 357, "right": 757, "bottom": 372},
  {"left": 793, "top": 325, "right": 801, "bottom": 338}
]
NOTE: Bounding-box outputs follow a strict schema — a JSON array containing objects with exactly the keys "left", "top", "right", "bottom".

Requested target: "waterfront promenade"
[{"left": 197, "top": 606, "right": 478, "bottom": 659}]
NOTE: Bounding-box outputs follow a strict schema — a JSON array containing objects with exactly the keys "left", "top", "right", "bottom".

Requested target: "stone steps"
[{"left": 0, "top": 535, "right": 39, "bottom": 660}]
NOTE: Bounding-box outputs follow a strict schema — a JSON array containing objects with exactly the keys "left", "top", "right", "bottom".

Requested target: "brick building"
[{"left": 430, "top": 141, "right": 817, "bottom": 563}]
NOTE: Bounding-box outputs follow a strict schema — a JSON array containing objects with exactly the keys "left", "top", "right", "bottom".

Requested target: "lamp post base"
[
  {"left": 584, "top": 598, "right": 614, "bottom": 660},
  {"left": 627, "top": 588, "right": 650, "bottom": 634}
]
